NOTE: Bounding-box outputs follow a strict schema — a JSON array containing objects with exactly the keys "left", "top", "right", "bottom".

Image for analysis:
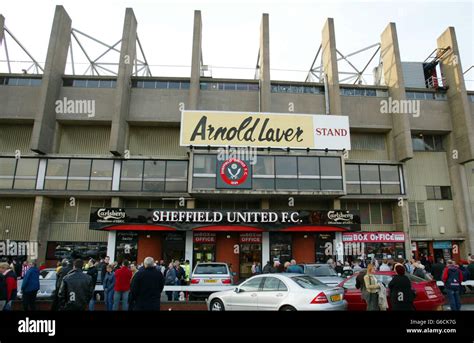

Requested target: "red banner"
[
  {"left": 342, "top": 232, "right": 405, "bottom": 243},
  {"left": 193, "top": 232, "right": 216, "bottom": 243},
  {"left": 239, "top": 233, "right": 262, "bottom": 244}
]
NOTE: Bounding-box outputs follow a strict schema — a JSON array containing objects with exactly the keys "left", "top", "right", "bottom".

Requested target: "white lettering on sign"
[{"left": 342, "top": 232, "right": 405, "bottom": 243}]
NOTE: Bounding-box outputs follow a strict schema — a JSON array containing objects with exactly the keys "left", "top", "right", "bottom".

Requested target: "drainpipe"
[{"left": 323, "top": 73, "right": 330, "bottom": 115}]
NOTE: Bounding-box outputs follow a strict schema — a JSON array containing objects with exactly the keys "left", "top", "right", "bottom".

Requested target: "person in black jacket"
[
  {"left": 388, "top": 264, "right": 415, "bottom": 311},
  {"left": 431, "top": 258, "right": 445, "bottom": 281},
  {"left": 0, "top": 272, "right": 7, "bottom": 311},
  {"left": 86, "top": 259, "right": 98, "bottom": 311},
  {"left": 130, "top": 257, "right": 164, "bottom": 311},
  {"left": 51, "top": 259, "right": 72, "bottom": 311},
  {"left": 58, "top": 259, "right": 93, "bottom": 311}
]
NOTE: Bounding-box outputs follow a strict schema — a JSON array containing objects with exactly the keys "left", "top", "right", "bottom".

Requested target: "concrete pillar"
[
  {"left": 437, "top": 27, "right": 474, "bottom": 164},
  {"left": 446, "top": 135, "right": 474, "bottom": 254},
  {"left": 260, "top": 198, "right": 270, "bottom": 210},
  {"left": 393, "top": 200, "right": 412, "bottom": 259},
  {"left": 107, "top": 197, "right": 123, "bottom": 261},
  {"left": 29, "top": 196, "right": 52, "bottom": 264},
  {"left": 110, "top": 8, "right": 137, "bottom": 156},
  {"left": 333, "top": 198, "right": 341, "bottom": 209},
  {"left": 188, "top": 10, "right": 202, "bottom": 111},
  {"left": 380, "top": 23, "right": 413, "bottom": 162},
  {"left": 321, "top": 18, "right": 342, "bottom": 115},
  {"left": 0, "top": 15, "right": 5, "bottom": 46},
  {"left": 30, "top": 6, "right": 71, "bottom": 154},
  {"left": 258, "top": 13, "right": 271, "bottom": 112},
  {"left": 185, "top": 198, "right": 196, "bottom": 266}
]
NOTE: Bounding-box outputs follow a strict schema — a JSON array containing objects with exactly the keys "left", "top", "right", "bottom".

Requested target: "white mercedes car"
[{"left": 206, "top": 273, "right": 347, "bottom": 311}]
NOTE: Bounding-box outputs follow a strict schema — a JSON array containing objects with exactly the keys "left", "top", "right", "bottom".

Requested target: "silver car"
[
  {"left": 207, "top": 273, "right": 347, "bottom": 311},
  {"left": 300, "top": 264, "right": 345, "bottom": 287},
  {"left": 189, "top": 262, "right": 233, "bottom": 300}
]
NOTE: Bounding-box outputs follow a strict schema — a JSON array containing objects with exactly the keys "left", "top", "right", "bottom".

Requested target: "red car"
[{"left": 338, "top": 271, "right": 445, "bottom": 311}]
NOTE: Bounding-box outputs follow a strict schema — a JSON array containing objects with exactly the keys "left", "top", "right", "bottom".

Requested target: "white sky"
[{"left": 1, "top": 0, "right": 473, "bottom": 88}]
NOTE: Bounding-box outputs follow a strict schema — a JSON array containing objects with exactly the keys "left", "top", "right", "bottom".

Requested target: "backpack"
[{"left": 445, "top": 268, "right": 462, "bottom": 291}]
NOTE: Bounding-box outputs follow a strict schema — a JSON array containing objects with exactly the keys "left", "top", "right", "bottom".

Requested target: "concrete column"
[
  {"left": 30, "top": 6, "right": 71, "bottom": 154},
  {"left": 185, "top": 198, "right": 196, "bottom": 266},
  {"left": 110, "top": 8, "right": 137, "bottom": 156},
  {"left": 258, "top": 13, "right": 271, "bottom": 112},
  {"left": 188, "top": 10, "right": 202, "bottom": 111},
  {"left": 437, "top": 27, "right": 474, "bottom": 164},
  {"left": 107, "top": 197, "right": 123, "bottom": 261},
  {"left": 394, "top": 200, "right": 412, "bottom": 259},
  {"left": 262, "top": 232, "right": 270, "bottom": 264},
  {"left": 446, "top": 135, "right": 474, "bottom": 254},
  {"left": 380, "top": 23, "right": 413, "bottom": 162},
  {"left": 260, "top": 198, "right": 270, "bottom": 210},
  {"left": 333, "top": 198, "right": 341, "bottom": 209},
  {"left": 0, "top": 15, "right": 5, "bottom": 46},
  {"left": 29, "top": 196, "right": 52, "bottom": 264},
  {"left": 321, "top": 18, "right": 342, "bottom": 115}
]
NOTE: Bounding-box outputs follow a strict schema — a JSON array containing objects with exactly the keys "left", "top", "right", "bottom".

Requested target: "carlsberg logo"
[
  {"left": 327, "top": 211, "right": 353, "bottom": 222},
  {"left": 18, "top": 317, "right": 55, "bottom": 336},
  {"left": 97, "top": 208, "right": 126, "bottom": 220}
]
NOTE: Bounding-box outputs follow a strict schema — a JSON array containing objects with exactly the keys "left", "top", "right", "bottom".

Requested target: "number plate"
[
  {"left": 204, "top": 279, "right": 217, "bottom": 283},
  {"left": 330, "top": 294, "right": 341, "bottom": 302}
]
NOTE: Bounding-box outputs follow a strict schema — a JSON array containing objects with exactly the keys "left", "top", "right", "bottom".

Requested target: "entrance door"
[
  {"left": 240, "top": 244, "right": 262, "bottom": 278},
  {"left": 193, "top": 244, "right": 216, "bottom": 267},
  {"left": 162, "top": 232, "right": 185, "bottom": 263}
]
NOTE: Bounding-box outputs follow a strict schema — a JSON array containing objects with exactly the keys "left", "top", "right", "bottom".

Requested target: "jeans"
[
  {"left": 105, "top": 290, "right": 114, "bottom": 311},
  {"left": 88, "top": 295, "right": 96, "bottom": 311},
  {"left": 22, "top": 290, "right": 38, "bottom": 311},
  {"left": 113, "top": 290, "right": 129, "bottom": 311},
  {"left": 446, "top": 288, "right": 462, "bottom": 311}
]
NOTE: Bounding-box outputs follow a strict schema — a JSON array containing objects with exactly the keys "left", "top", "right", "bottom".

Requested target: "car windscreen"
[
  {"left": 291, "top": 275, "right": 326, "bottom": 289},
  {"left": 194, "top": 264, "right": 228, "bottom": 275},
  {"left": 405, "top": 273, "right": 426, "bottom": 283},
  {"left": 304, "top": 265, "right": 338, "bottom": 277}
]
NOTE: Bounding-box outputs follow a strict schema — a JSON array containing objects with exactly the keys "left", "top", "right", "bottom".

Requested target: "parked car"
[
  {"left": 189, "top": 262, "right": 233, "bottom": 300},
  {"left": 338, "top": 271, "right": 445, "bottom": 311},
  {"left": 299, "top": 264, "right": 345, "bottom": 287},
  {"left": 207, "top": 273, "right": 347, "bottom": 311},
  {"left": 17, "top": 268, "right": 104, "bottom": 301}
]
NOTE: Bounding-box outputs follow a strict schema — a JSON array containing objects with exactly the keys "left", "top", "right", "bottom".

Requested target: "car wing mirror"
[{"left": 234, "top": 287, "right": 240, "bottom": 293}]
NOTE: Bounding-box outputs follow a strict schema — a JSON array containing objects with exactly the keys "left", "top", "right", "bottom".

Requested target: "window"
[
  {"left": 165, "top": 161, "right": 188, "bottom": 192},
  {"left": 346, "top": 164, "right": 402, "bottom": 195},
  {"left": 350, "top": 133, "right": 386, "bottom": 151},
  {"left": 192, "top": 155, "right": 216, "bottom": 190},
  {"left": 275, "top": 156, "right": 297, "bottom": 190},
  {"left": 409, "top": 202, "right": 426, "bottom": 225},
  {"left": 240, "top": 277, "right": 262, "bottom": 292},
  {"left": 320, "top": 157, "right": 343, "bottom": 190},
  {"left": 143, "top": 160, "right": 166, "bottom": 191},
  {"left": 297, "top": 157, "right": 320, "bottom": 190},
  {"left": 89, "top": 160, "right": 113, "bottom": 191},
  {"left": 271, "top": 83, "right": 323, "bottom": 94},
  {"left": 262, "top": 277, "right": 287, "bottom": 291},
  {"left": 120, "top": 160, "right": 144, "bottom": 191},
  {"left": 199, "top": 82, "right": 259, "bottom": 92},
  {"left": 253, "top": 156, "right": 275, "bottom": 190},
  {"left": 426, "top": 186, "right": 452, "bottom": 200},
  {"left": 44, "top": 159, "right": 69, "bottom": 190},
  {"left": 0, "top": 158, "right": 16, "bottom": 189},
  {"left": 67, "top": 159, "right": 92, "bottom": 190},
  {"left": 13, "top": 159, "right": 39, "bottom": 189},
  {"left": 342, "top": 201, "right": 393, "bottom": 225},
  {"left": 412, "top": 135, "right": 444, "bottom": 151}
]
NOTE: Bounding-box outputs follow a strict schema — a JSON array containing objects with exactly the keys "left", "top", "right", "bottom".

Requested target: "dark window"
[
  {"left": 0, "top": 158, "right": 16, "bottom": 189},
  {"left": 120, "top": 160, "right": 144, "bottom": 191},
  {"left": 89, "top": 160, "right": 113, "bottom": 191},
  {"left": 239, "top": 278, "right": 262, "bottom": 292},
  {"left": 412, "top": 135, "right": 444, "bottom": 151},
  {"left": 13, "top": 159, "right": 38, "bottom": 189},
  {"left": 44, "top": 159, "right": 69, "bottom": 190},
  {"left": 67, "top": 159, "right": 92, "bottom": 190},
  {"left": 275, "top": 157, "right": 297, "bottom": 190},
  {"left": 426, "top": 186, "right": 452, "bottom": 200},
  {"left": 165, "top": 160, "right": 188, "bottom": 192},
  {"left": 143, "top": 160, "right": 166, "bottom": 192},
  {"left": 262, "top": 277, "right": 287, "bottom": 291}
]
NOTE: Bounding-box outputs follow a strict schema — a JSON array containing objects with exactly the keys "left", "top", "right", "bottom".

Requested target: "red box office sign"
[
  {"left": 193, "top": 232, "right": 216, "bottom": 244},
  {"left": 239, "top": 233, "right": 262, "bottom": 244},
  {"left": 342, "top": 232, "right": 405, "bottom": 243}
]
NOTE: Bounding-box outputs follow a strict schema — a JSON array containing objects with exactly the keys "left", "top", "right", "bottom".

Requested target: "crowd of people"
[
  {"left": 0, "top": 256, "right": 192, "bottom": 311},
  {"left": 1, "top": 253, "right": 473, "bottom": 311}
]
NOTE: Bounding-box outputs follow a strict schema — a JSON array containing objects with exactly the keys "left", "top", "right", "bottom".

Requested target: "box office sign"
[
  {"left": 193, "top": 232, "right": 216, "bottom": 244},
  {"left": 240, "top": 233, "right": 262, "bottom": 244},
  {"left": 90, "top": 208, "right": 360, "bottom": 231},
  {"left": 180, "top": 110, "right": 351, "bottom": 150},
  {"left": 342, "top": 232, "right": 405, "bottom": 243}
]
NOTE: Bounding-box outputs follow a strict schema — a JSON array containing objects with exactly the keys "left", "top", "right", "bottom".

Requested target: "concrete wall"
[
  {"left": 129, "top": 89, "right": 188, "bottom": 123},
  {"left": 270, "top": 94, "right": 325, "bottom": 114},
  {"left": 410, "top": 100, "right": 452, "bottom": 132},
  {"left": 0, "top": 86, "right": 40, "bottom": 120}
]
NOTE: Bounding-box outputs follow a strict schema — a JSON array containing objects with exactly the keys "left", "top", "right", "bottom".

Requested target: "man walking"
[
  {"left": 113, "top": 260, "right": 132, "bottom": 310},
  {"left": 130, "top": 257, "right": 164, "bottom": 311},
  {"left": 58, "top": 259, "right": 93, "bottom": 311},
  {"left": 21, "top": 261, "right": 40, "bottom": 311},
  {"left": 442, "top": 260, "right": 463, "bottom": 311}
]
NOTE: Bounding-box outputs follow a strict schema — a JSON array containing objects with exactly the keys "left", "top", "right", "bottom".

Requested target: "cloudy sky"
[{"left": 1, "top": 0, "right": 473, "bottom": 88}]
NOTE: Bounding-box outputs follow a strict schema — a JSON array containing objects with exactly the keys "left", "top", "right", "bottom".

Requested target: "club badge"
[{"left": 219, "top": 158, "right": 249, "bottom": 186}]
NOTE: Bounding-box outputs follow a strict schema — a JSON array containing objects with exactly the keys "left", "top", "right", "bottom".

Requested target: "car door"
[
  {"left": 341, "top": 276, "right": 366, "bottom": 311},
  {"left": 258, "top": 277, "right": 289, "bottom": 311},
  {"left": 228, "top": 277, "right": 262, "bottom": 310}
]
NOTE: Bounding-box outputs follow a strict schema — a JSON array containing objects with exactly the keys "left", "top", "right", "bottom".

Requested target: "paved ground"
[{"left": 443, "top": 303, "right": 474, "bottom": 311}]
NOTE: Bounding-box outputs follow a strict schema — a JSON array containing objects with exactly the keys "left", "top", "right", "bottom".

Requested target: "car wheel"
[
  {"left": 210, "top": 299, "right": 225, "bottom": 312},
  {"left": 279, "top": 305, "right": 296, "bottom": 311}
]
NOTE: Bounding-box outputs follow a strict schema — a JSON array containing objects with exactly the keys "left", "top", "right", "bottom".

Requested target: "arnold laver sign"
[{"left": 180, "top": 110, "right": 351, "bottom": 150}]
